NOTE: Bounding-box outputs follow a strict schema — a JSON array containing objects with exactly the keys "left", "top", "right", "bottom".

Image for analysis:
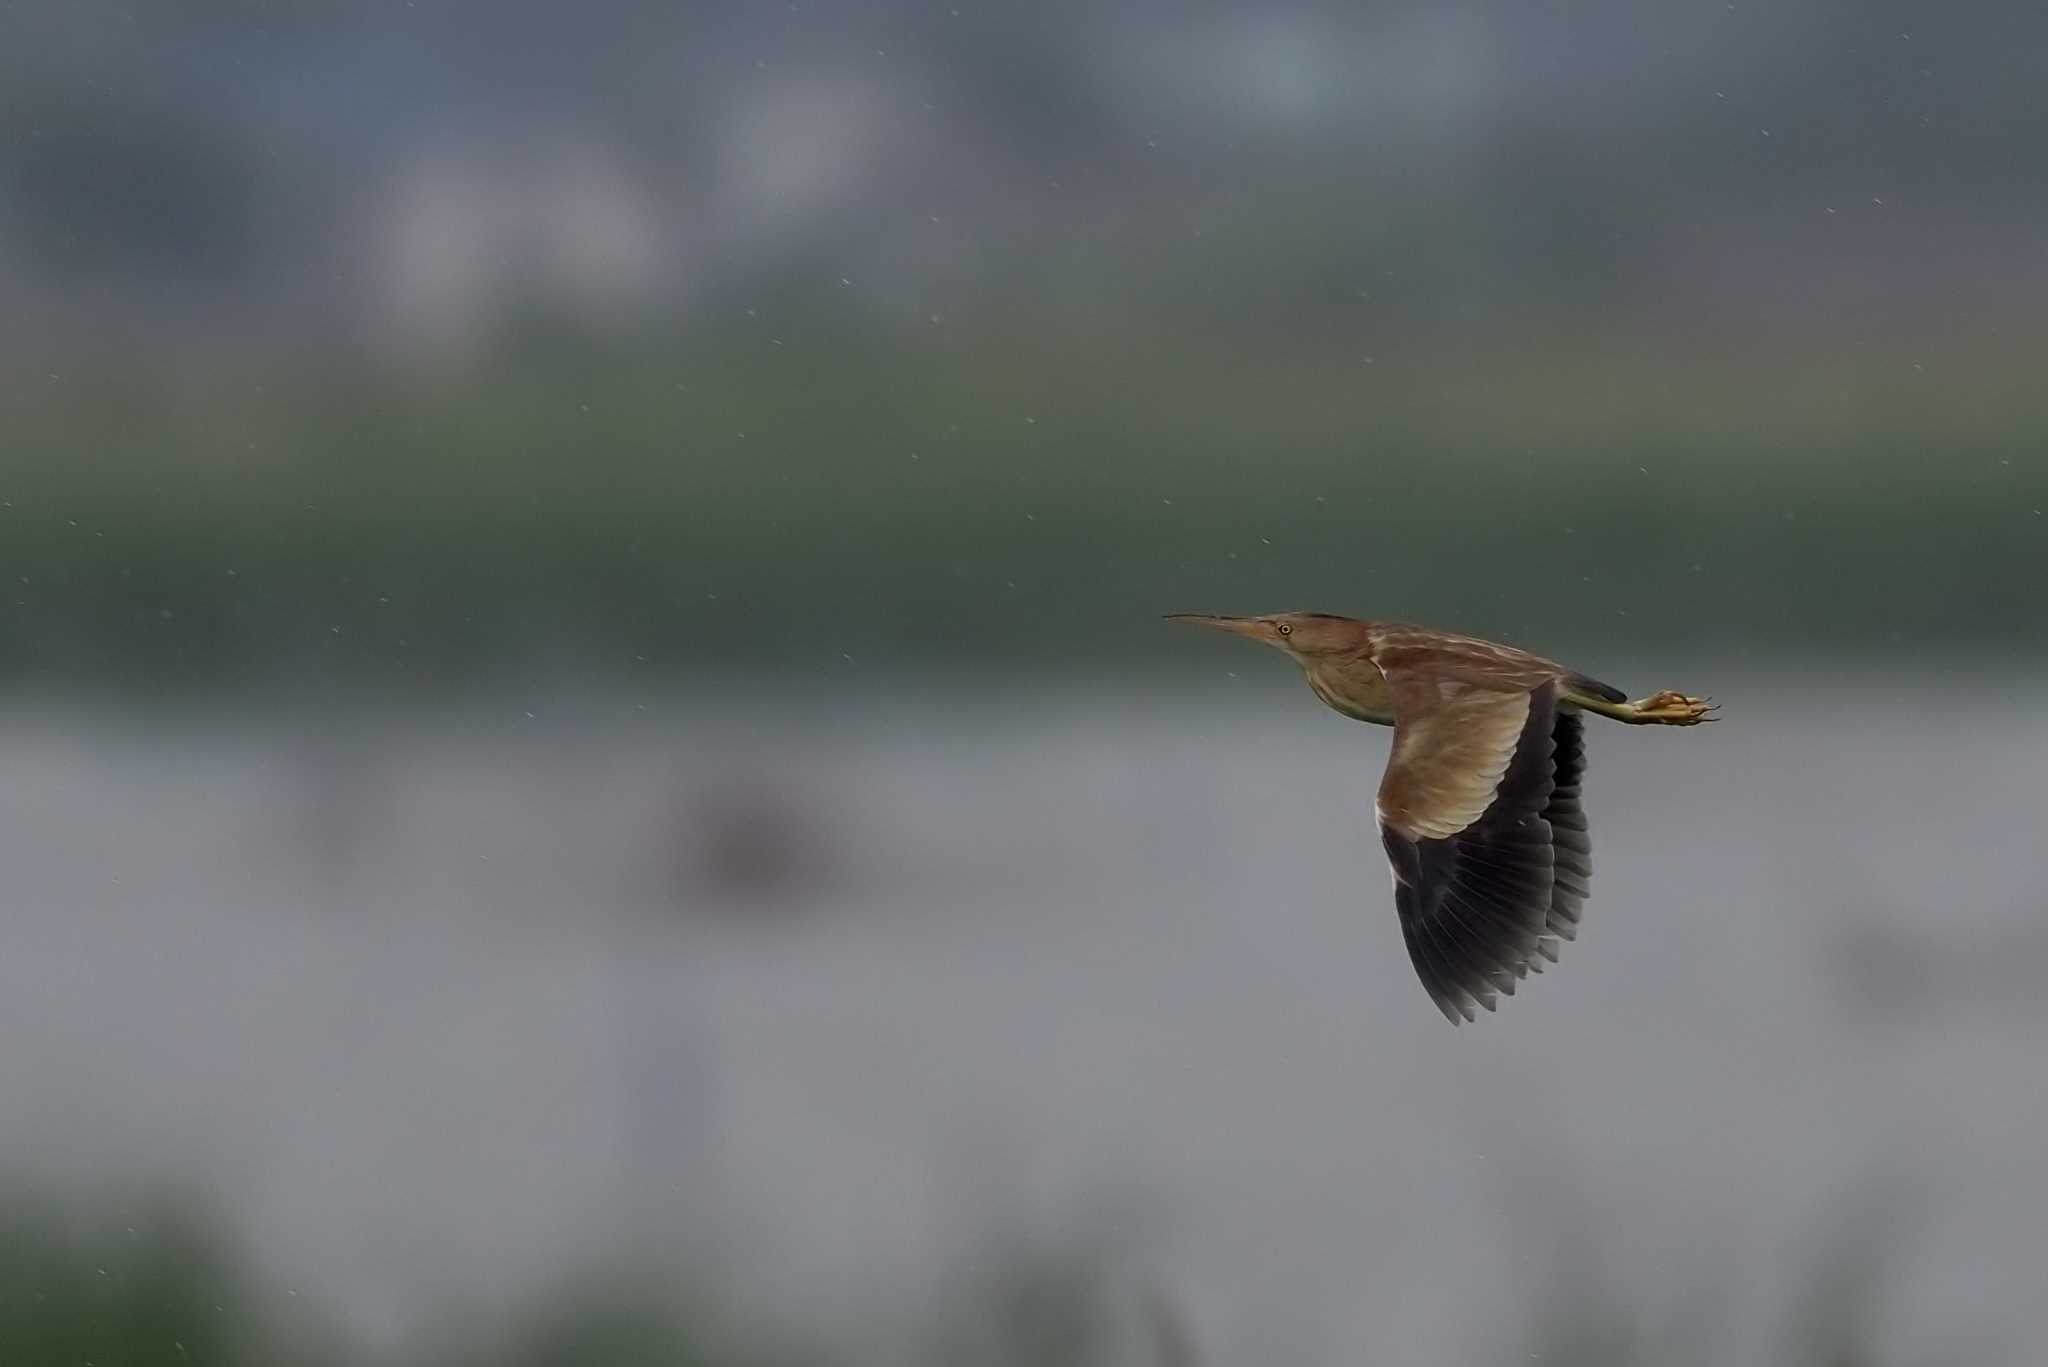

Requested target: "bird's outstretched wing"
[{"left": 1374, "top": 665, "right": 1589, "bottom": 1023}]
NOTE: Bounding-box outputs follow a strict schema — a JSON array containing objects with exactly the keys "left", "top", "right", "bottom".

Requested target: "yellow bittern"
[{"left": 1167, "top": 612, "right": 1713, "bottom": 1024}]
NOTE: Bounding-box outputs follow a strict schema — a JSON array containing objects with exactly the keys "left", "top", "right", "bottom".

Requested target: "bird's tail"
[{"left": 1567, "top": 672, "right": 1627, "bottom": 704}]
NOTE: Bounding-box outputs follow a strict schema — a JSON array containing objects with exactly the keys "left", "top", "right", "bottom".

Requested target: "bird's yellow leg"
[{"left": 1566, "top": 689, "right": 1717, "bottom": 726}]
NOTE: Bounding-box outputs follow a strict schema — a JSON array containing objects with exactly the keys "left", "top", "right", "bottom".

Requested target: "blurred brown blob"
[{"left": 668, "top": 772, "right": 836, "bottom": 912}]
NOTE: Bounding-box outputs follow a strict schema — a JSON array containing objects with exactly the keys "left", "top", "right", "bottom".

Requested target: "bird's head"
[{"left": 1164, "top": 612, "right": 1367, "bottom": 660}]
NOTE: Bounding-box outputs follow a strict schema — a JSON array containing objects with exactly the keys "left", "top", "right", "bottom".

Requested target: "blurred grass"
[
  {"left": 0, "top": 1180, "right": 336, "bottom": 1367},
  {"left": 0, "top": 1179, "right": 1128, "bottom": 1367},
  {"left": 0, "top": 1176, "right": 1990, "bottom": 1366},
  {"left": 3, "top": 330, "right": 2043, "bottom": 693}
]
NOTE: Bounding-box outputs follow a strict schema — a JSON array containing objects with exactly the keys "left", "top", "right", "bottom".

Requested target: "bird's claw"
[{"left": 1635, "top": 690, "right": 1717, "bottom": 725}]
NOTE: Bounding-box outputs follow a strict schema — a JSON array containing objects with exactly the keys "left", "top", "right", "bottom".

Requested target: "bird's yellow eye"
[{"left": 1276, "top": 623, "right": 1292, "bottom": 637}]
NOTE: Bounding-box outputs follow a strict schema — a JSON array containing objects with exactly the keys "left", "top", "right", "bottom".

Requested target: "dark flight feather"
[{"left": 1379, "top": 683, "right": 1574, "bottom": 1023}]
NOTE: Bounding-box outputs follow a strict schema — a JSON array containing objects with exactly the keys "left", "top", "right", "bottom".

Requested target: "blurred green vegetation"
[
  {"left": 0, "top": 1180, "right": 1130, "bottom": 1367},
  {"left": 0, "top": 1181, "right": 327, "bottom": 1367},
  {"left": 0, "top": 1176, "right": 1985, "bottom": 1366},
  {"left": 4, "top": 331, "right": 2043, "bottom": 693}
]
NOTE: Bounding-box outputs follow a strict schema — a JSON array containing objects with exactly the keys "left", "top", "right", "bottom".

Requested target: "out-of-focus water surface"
[{"left": 7, "top": 672, "right": 2042, "bottom": 1363}]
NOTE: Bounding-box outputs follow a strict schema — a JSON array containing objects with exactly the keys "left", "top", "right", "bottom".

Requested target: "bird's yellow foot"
[{"left": 1631, "top": 690, "right": 1717, "bottom": 726}]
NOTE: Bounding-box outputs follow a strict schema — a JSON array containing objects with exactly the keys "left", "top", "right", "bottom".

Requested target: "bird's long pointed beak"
[{"left": 1164, "top": 613, "right": 1270, "bottom": 640}]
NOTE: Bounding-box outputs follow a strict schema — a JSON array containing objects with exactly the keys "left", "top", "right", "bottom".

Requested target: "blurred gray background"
[{"left": 2, "top": 2, "right": 2045, "bottom": 1364}]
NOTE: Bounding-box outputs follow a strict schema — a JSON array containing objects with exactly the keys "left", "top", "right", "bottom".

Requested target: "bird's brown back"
[{"left": 1366, "top": 624, "right": 1573, "bottom": 694}]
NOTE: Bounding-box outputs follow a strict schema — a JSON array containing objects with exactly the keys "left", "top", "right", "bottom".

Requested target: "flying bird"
[{"left": 1167, "top": 612, "right": 1713, "bottom": 1024}]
